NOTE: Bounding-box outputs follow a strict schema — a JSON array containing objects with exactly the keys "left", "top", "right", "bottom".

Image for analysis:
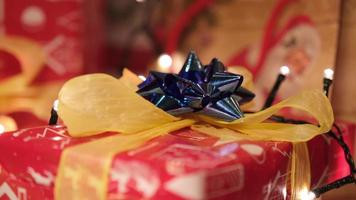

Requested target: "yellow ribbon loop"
[
  {"left": 56, "top": 72, "right": 334, "bottom": 200},
  {"left": 195, "top": 89, "right": 334, "bottom": 142},
  {"left": 58, "top": 74, "right": 179, "bottom": 137}
]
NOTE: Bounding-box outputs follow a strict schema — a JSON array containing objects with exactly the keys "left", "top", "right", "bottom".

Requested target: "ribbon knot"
[{"left": 137, "top": 51, "right": 255, "bottom": 121}]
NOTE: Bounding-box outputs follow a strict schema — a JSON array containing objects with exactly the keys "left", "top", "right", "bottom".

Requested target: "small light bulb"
[
  {"left": 0, "top": 124, "right": 5, "bottom": 134},
  {"left": 158, "top": 54, "right": 173, "bottom": 70},
  {"left": 280, "top": 65, "right": 290, "bottom": 76},
  {"left": 0, "top": 116, "right": 17, "bottom": 133},
  {"left": 136, "top": 0, "right": 145, "bottom": 2},
  {"left": 52, "top": 136, "right": 62, "bottom": 141},
  {"left": 307, "top": 191, "right": 316, "bottom": 200},
  {"left": 324, "top": 68, "right": 334, "bottom": 80},
  {"left": 282, "top": 186, "right": 287, "bottom": 199},
  {"left": 138, "top": 75, "right": 146, "bottom": 81},
  {"left": 53, "top": 99, "right": 59, "bottom": 111},
  {"left": 299, "top": 188, "right": 316, "bottom": 200}
]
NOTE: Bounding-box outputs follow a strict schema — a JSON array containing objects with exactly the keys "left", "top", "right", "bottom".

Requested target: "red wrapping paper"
[
  {"left": 0, "top": 124, "right": 344, "bottom": 200},
  {"left": 0, "top": 0, "right": 105, "bottom": 82},
  {"left": 327, "top": 120, "right": 356, "bottom": 183}
]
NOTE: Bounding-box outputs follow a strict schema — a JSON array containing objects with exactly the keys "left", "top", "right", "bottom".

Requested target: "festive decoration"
[
  {"left": 263, "top": 65, "right": 290, "bottom": 109},
  {"left": 313, "top": 123, "right": 356, "bottom": 198},
  {"left": 0, "top": 0, "right": 105, "bottom": 79},
  {"left": 0, "top": 125, "right": 334, "bottom": 200},
  {"left": 223, "top": 0, "right": 328, "bottom": 111},
  {"left": 52, "top": 51, "right": 335, "bottom": 200},
  {"left": 310, "top": 70, "right": 356, "bottom": 198},
  {"left": 0, "top": 0, "right": 353, "bottom": 199},
  {"left": 323, "top": 68, "right": 334, "bottom": 97},
  {"left": 0, "top": 0, "right": 106, "bottom": 128},
  {"left": 267, "top": 69, "right": 356, "bottom": 198},
  {"left": 138, "top": 52, "right": 255, "bottom": 121},
  {"left": 0, "top": 115, "right": 17, "bottom": 134},
  {"left": 157, "top": 53, "right": 173, "bottom": 70},
  {"left": 3, "top": 46, "right": 352, "bottom": 199},
  {"left": 227, "top": 0, "right": 316, "bottom": 77}
]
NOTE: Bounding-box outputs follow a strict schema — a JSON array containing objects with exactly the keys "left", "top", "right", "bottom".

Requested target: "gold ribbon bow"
[{"left": 56, "top": 71, "right": 333, "bottom": 200}]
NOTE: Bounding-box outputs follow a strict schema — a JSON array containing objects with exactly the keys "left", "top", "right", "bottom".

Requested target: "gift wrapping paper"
[
  {"left": 0, "top": 124, "right": 343, "bottom": 200},
  {"left": 0, "top": 0, "right": 105, "bottom": 82},
  {"left": 327, "top": 120, "right": 356, "bottom": 183}
]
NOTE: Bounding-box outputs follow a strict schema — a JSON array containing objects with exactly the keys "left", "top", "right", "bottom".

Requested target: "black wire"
[
  {"left": 312, "top": 175, "right": 355, "bottom": 197},
  {"left": 262, "top": 74, "right": 286, "bottom": 109},
  {"left": 48, "top": 108, "right": 58, "bottom": 125},
  {"left": 312, "top": 123, "right": 356, "bottom": 197},
  {"left": 328, "top": 123, "right": 356, "bottom": 175},
  {"left": 268, "top": 114, "right": 356, "bottom": 197}
]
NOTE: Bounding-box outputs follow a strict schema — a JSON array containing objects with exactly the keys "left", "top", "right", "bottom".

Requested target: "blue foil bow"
[{"left": 137, "top": 51, "right": 255, "bottom": 121}]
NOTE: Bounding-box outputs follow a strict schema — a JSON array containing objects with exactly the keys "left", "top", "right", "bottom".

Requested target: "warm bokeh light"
[
  {"left": 324, "top": 68, "right": 334, "bottom": 80},
  {"left": 171, "top": 52, "right": 185, "bottom": 73},
  {"left": 282, "top": 186, "right": 287, "bottom": 199},
  {"left": 298, "top": 188, "right": 316, "bottom": 200},
  {"left": 53, "top": 99, "right": 59, "bottom": 111},
  {"left": 138, "top": 75, "right": 146, "bottom": 81},
  {"left": 0, "top": 124, "right": 5, "bottom": 134},
  {"left": 280, "top": 65, "right": 290, "bottom": 76},
  {"left": 0, "top": 115, "right": 17, "bottom": 134},
  {"left": 158, "top": 54, "right": 173, "bottom": 70}
]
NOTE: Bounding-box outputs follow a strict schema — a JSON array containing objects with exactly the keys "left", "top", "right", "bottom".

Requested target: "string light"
[
  {"left": 270, "top": 70, "right": 356, "bottom": 199},
  {"left": 282, "top": 186, "right": 287, "bottom": 199},
  {"left": 312, "top": 124, "right": 356, "bottom": 198},
  {"left": 299, "top": 188, "right": 316, "bottom": 200},
  {"left": 138, "top": 75, "right": 146, "bottom": 81},
  {"left": 323, "top": 68, "right": 334, "bottom": 80},
  {"left": 262, "top": 65, "right": 355, "bottom": 199},
  {"left": 323, "top": 68, "right": 334, "bottom": 97},
  {"left": 53, "top": 99, "right": 59, "bottom": 112},
  {"left": 0, "top": 124, "right": 5, "bottom": 134},
  {"left": 158, "top": 53, "right": 173, "bottom": 70},
  {"left": 262, "top": 65, "right": 290, "bottom": 109},
  {"left": 0, "top": 115, "right": 17, "bottom": 134},
  {"left": 52, "top": 136, "right": 63, "bottom": 141},
  {"left": 280, "top": 65, "right": 290, "bottom": 76}
]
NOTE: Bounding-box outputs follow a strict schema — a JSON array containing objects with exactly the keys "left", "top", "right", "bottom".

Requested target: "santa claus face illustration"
[
  {"left": 255, "top": 24, "right": 321, "bottom": 104},
  {"left": 226, "top": 0, "right": 322, "bottom": 110}
]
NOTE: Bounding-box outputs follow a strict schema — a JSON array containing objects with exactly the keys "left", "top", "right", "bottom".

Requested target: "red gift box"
[{"left": 0, "top": 125, "right": 336, "bottom": 200}]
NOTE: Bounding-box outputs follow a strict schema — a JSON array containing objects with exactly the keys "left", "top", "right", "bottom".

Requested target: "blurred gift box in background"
[{"left": 0, "top": 0, "right": 105, "bottom": 128}]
